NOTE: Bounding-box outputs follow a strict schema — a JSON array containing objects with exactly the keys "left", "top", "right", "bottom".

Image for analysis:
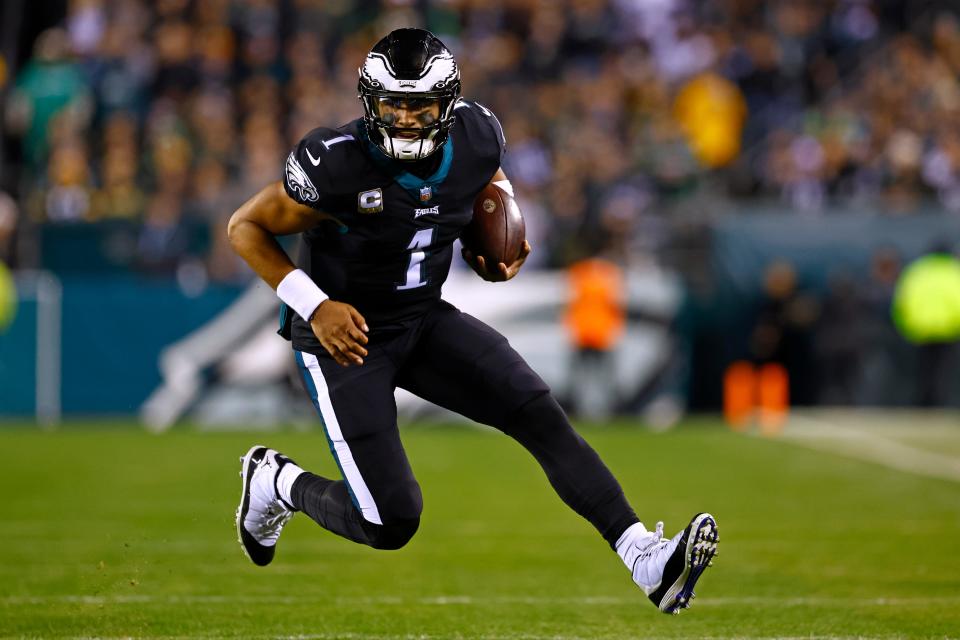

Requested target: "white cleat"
[
  {"left": 235, "top": 445, "right": 297, "bottom": 566},
  {"left": 617, "top": 513, "right": 719, "bottom": 614}
]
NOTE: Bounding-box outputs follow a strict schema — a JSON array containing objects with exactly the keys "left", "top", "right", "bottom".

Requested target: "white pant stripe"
[{"left": 300, "top": 351, "right": 383, "bottom": 525}]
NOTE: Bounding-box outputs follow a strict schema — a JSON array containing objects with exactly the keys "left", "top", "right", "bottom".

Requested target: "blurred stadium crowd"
[
  {"left": 1, "top": 0, "right": 959, "bottom": 411},
  {"left": 3, "top": 0, "right": 960, "bottom": 272}
]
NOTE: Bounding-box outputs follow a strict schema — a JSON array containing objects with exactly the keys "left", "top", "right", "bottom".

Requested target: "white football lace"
[
  {"left": 252, "top": 505, "right": 292, "bottom": 542},
  {"left": 652, "top": 522, "right": 665, "bottom": 543},
  {"left": 637, "top": 521, "right": 666, "bottom": 554},
  {"left": 630, "top": 521, "right": 671, "bottom": 590},
  {"left": 246, "top": 457, "right": 293, "bottom": 543}
]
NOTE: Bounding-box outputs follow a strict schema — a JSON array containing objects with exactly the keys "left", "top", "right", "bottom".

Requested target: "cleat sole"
[{"left": 659, "top": 513, "right": 719, "bottom": 615}]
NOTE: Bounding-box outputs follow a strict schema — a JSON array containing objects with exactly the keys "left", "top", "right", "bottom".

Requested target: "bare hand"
[
  {"left": 310, "top": 300, "right": 369, "bottom": 367},
  {"left": 462, "top": 241, "right": 531, "bottom": 282}
]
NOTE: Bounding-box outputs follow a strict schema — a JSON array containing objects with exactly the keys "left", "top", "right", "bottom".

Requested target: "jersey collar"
[{"left": 361, "top": 127, "right": 454, "bottom": 201}]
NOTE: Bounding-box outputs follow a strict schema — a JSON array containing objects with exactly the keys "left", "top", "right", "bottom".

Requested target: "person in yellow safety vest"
[
  {"left": 891, "top": 247, "right": 960, "bottom": 405},
  {"left": 0, "top": 260, "right": 16, "bottom": 332},
  {"left": 564, "top": 258, "right": 626, "bottom": 418}
]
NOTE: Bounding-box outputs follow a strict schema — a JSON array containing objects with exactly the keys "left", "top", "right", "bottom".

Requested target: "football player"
[{"left": 228, "top": 28, "right": 718, "bottom": 614}]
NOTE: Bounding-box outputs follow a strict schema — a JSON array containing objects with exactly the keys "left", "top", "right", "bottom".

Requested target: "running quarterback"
[{"left": 227, "top": 28, "right": 718, "bottom": 614}]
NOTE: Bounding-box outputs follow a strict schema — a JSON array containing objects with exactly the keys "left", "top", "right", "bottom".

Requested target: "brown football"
[{"left": 462, "top": 183, "right": 526, "bottom": 268}]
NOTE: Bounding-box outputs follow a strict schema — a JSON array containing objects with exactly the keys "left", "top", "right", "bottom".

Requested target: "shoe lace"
[
  {"left": 629, "top": 521, "right": 673, "bottom": 592},
  {"left": 255, "top": 505, "right": 293, "bottom": 538},
  {"left": 636, "top": 521, "right": 667, "bottom": 559},
  {"left": 248, "top": 458, "right": 293, "bottom": 539}
]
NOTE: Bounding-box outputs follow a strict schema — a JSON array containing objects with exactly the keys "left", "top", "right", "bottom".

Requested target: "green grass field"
[{"left": 2, "top": 416, "right": 959, "bottom": 639}]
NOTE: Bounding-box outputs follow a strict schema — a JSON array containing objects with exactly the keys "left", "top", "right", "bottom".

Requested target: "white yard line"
[
  {"left": 56, "top": 637, "right": 922, "bottom": 640},
  {"left": 54, "top": 635, "right": 958, "bottom": 640},
  {"left": 59, "top": 636, "right": 598, "bottom": 640},
  {"left": 4, "top": 594, "right": 960, "bottom": 607},
  {"left": 775, "top": 414, "right": 960, "bottom": 483}
]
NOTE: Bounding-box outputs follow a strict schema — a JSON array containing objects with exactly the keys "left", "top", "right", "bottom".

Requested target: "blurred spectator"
[
  {"left": 0, "top": 259, "right": 15, "bottom": 333},
  {"left": 564, "top": 257, "right": 626, "bottom": 418},
  {"left": 892, "top": 245, "right": 960, "bottom": 406},
  {"left": 815, "top": 272, "right": 865, "bottom": 404},
  {"left": 858, "top": 246, "right": 908, "bottom": 405},
  {"left": 137, "top": 191, "right": 189, "bottom": 274},
  {"left": 91, "top": 112, "right": 145, "bottom": 220},
  {"left": 673, "top": 72, "right": 747, "bottom": 169},
  {"left": 38, "top": 140, "right": 95, "bottom": 222},
  {"left": 749, "top": 261, "right": 820, "bottom": 405},
  {"left": 0, "top": 192, "right": 19, "bottom": 264},
  {"left": 6, "top": 28, "right": 93, "bottom": 170}
]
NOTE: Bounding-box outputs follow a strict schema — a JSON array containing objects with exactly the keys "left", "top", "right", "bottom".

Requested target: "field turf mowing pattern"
[{"left": 2, "top": 417, "right": 959, "bottom": 639}]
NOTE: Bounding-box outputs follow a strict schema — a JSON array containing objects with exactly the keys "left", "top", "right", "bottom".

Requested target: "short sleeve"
[
  {"left": 282, "top": 126, "right": 368, "bottom": 208},
  {"left": 282, "top": 133, "right": 327, "bottom": 207},
  {"left": 477, "top": 102, "right": 507, "bottom": 164},
  {"left": 453, "top": 100, "right": 506, "bottom": 172}
]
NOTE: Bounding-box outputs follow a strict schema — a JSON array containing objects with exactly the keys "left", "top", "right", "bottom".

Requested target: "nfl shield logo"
[{"left": 419, "top": 186, "right": 432, "bottom": 202}]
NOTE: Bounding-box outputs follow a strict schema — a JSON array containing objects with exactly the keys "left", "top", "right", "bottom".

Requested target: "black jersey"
[{"left": 280, "top": 99, "right": 505, "bottom": 352}]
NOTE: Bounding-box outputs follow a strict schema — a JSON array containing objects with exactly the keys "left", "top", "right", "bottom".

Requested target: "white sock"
[
  {"left": 615, "top": 522, "right": 649, "bottom": 565},
  {"left": 276, "top": 462, "right": 305, "bottom": 508}
]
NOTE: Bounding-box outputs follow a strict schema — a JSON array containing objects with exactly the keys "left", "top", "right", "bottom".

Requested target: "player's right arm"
[
  {"left": 227, "top": 180, "right": 328, "bottom": 289},
  {"left": 227, "top": 180, "right": 369, "bottom": 367}
]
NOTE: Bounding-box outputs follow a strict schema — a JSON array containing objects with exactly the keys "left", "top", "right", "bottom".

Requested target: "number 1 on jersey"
[{"left": 397, "top": 228, "right": 436, "bottom": 291}]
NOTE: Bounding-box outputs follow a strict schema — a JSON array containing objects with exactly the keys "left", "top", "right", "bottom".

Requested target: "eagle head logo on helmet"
[{"left": 358, "top": 28, "right": 462, "bottom": 162}]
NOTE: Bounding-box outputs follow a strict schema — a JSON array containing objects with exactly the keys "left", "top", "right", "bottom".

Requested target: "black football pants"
[{"left": 291, "top": 300, "right": 638, "bottom": 550}]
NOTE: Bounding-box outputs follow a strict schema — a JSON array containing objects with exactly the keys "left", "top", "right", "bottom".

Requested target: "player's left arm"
[{"left": 461, "top": 167, "right": 532, "bottom": 282}]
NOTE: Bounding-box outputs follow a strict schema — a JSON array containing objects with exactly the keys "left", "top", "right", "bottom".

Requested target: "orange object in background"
[
  {"left": 564, "top": 258, "right": 625, "bottom": 351},
  {"left": 723, "top": 361, "right": 790, "bottom": 432},
  {"left": 758, "top": 363, "right": 789, "bottom": 434},
  {"left": 723, "top": 361, "right": 755, "bottom": 430}
]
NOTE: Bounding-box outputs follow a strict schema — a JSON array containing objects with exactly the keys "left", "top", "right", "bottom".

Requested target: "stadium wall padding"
[
  {"left": 686, "top": 212, "right": 960, "bottom": 408},
  {"left": 711, "top": 212, "right": 960, "bottom": 296},
  {"left": 0, "top": 303, "right": 38, "bottom": 414},
  {"left": 0, "top": 276, "right": 242, "bottom": 416}
]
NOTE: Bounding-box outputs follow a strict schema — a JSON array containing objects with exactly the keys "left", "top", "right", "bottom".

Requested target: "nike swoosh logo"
[{"left": 305, "top": 147, "right": 322, "bottom": 166}]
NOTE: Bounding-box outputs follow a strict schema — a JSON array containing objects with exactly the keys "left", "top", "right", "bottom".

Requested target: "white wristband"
[{"left": 277, "top": 269, "right": 328, "bottom": 322}]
